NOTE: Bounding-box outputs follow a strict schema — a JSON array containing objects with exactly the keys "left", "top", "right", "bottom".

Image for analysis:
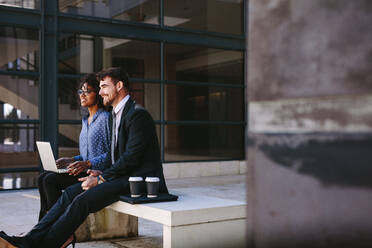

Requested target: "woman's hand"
[
  {"left": 56, "top": 157, "right": 74, "bottom": 169},
  {"left": 67, "top": 161, "right": 91, "bottom": 176}
]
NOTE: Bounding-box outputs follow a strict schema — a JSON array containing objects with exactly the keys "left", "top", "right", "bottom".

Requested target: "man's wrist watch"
[{"left": 97, "top": 175, "right": 104, "bottom": 184}]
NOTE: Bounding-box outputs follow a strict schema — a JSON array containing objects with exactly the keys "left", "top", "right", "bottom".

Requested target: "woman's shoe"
[{"left": 60, "top": 234, "right": 76, "bottom": 248}]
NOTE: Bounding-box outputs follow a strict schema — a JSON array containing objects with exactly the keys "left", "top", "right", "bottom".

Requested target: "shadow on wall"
[{"left": 250, "top": 133, "right": 372, "bottom": 188}]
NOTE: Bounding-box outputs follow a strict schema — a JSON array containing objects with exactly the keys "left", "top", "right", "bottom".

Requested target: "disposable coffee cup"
[
  {"left": 145, "top": 177, "right": 160, "bottom": 198},
  {"left": 129, "top": 177, "right": 144, "bottom": 197}
]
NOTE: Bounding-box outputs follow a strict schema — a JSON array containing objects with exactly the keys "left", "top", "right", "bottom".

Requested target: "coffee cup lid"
[
  {"left": 145, "top": 177, "right": 160, "bottom": 182},
  {"left": 129, "top": 177, "right": 143, "bottom": 181}
]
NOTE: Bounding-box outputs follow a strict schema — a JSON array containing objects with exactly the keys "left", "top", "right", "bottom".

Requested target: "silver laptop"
[{"left": 36, "top": 141, "right": 69, "bottom": 173}]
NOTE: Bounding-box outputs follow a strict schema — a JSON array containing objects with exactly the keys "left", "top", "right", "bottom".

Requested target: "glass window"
[
  {"left": 0, "top": 123, "right": 39, "bottom": 190},
  {"left": 0, "top": 172, "right": 39, "bottom": 190},
  {"left": 58, "top": 78, "right": 82, "bottom": 120},
  {"left": 58, "top": 34, "right": 94, "bottom": 74},
  {"left": 0, "top": 123, "right": 39, "bottom": 155},
  {"left": 58, "top": 123, "right": 160, "bottom": 159},
  {"left": 164, "top": 124, "right": 244, "bottom": 161},
  {"left": 165, "top": 84, "right": 243, "bottom": 121},
  {"left": 165, "top": 0, "right": 243, "bottom": 35},
  {"left": 0, "top": 26, "right": 39, "bottom": 72},
  {"left": 58, "top": 79, "right": 160, "bottom": 121},
  {"left": 59, "top": 35, "right": 160, "bottom": 80},
  {"left": 59, "top": 0, "right": 159, "bottom": 24},
  {"left": 58, "top": 124, "right": 81, "bottom": 157},
  {"left": 103, "top": 38, "right": 160, "bottom": 80},
  {"left": 165, "top": 44, "right": 243, "bottom": 84},
  {"left": 0, "top": 0, "right": 39, "bottom": 9},
  {"left": 131, "top": 82, "right": 161, "bottom": 120},
  {"left": 0, "top": 75, "right": 39, "bottom": 120}
]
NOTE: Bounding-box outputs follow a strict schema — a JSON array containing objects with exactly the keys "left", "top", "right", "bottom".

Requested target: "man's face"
[{"left": 99, "top": 76, "right": 118, "bottom": 106}]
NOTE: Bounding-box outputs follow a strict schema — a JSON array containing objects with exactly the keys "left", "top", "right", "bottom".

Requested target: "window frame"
[{"left": 0, "top": 0, "right": 246, "bottom": 178}]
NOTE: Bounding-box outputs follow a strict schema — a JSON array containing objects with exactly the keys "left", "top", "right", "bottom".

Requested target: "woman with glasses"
[{"left": 37, "top": 73, "right": 111, "bottom": 223}]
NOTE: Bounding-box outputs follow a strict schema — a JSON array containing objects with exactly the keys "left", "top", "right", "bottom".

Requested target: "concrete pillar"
[{"left": 247, "top": 1, "right": 372, "bottom": 247}]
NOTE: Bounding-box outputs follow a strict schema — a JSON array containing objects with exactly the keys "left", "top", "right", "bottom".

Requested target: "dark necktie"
[{"left": 111, "top": 111, "right": 116, "bottom": 164}]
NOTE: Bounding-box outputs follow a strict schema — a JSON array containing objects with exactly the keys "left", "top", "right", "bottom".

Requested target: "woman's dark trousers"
[
  {"left": 37, "top": 171, "right": 82, "bottom": 220},
  {"left": 28, "top": 177, "right": 128, "bottom": 248}
]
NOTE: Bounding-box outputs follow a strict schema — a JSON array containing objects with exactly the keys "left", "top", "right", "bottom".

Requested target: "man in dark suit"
[{"left": 0, "top": 67, "right": 168, "bottom": 248}]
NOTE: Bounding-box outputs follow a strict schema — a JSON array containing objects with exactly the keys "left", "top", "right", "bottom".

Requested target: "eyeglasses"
[{"left": 77, "top": 89, "right": 94, "bottom": 95}]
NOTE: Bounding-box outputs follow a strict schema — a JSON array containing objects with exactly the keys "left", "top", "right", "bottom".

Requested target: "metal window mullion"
[
  {"left": 160, "top": 42, "right": 165, "bottom": 162},
  {"left": 163, "top": 121, "right": 246, "bottom": 126},
  {"left": 164, "top": 80, "right": 245, "bottom": 89},
  {"left": 0, "top": 167, "right": 40, "bottom": 173},
  {"left": 160, "top": 0, "right": 164, "bottom": 27},
  {"left": 0, "top": 70, "right": 39, "bottom": 77},
  {"left": 58, "top": 120, "right": 81, "bottom": 125},
  {"left": 0, "top": 120, "right": 39, "bottom": 124},
  {"left": 93, "top": 36, "right": 103, "bottom": 72},
  {"left": 244, "top": 0, "right": 248, "bottom": 161},
  {"left": 0, "top": 5, "right": 40, "bottom": 28},
  {"left": 163, "top": 158, "right": 243, "bottom": 164},
  {"left": 40, "top": 0, "right": 58, "bottom": 158},
  {"left": 57, "top": 74, "right": 245, "bottom": 89},
  {"left": 57, "top": 12, "right": 244, "bottom": 39},
  {"left": 57, "top": 73, "right": 85, "bottom": 79},
  {"left": 58, "top": 15, "right": 244, "bottom": 51}
]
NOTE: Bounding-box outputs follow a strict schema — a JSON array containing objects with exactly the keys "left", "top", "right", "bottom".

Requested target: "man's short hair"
[{"left": 97, "top": 67, "right": 130, "bottom": 91}]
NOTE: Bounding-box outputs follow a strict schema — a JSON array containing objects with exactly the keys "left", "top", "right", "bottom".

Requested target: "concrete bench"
[{"left": 108, "top": 191, "right": 247, "bottom": 248}]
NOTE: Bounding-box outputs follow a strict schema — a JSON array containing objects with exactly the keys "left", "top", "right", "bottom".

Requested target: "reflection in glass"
[
  {"left": 165, "top": 44, "right": 243, "bottom": 84},
  {"left": 59, "top": 34, "right": 94, "bottom": 74},
  {"left": 58, "top": 78, "right": 82, "bottom": 120},
  {"left": 58, "top": 79, "right": 160, "bottom": 121},
  {"left": 0, "top": 172, "right": 39, "bottom": 190},
  {"left": 0, "top": 26, "right": 39, "bottom": 72},
  {"left": 165, "top": 0, "right": 243, "bottom": 34},
  {"left": 164, "top": 124, "right": 244, "bottom": 161},
  {"left": 131, "top": 82, "right": 160, "bottom": 121},
  {"left": 59, "top": 35, "right": 160, "bottom": 80},
  {"left": 165, "top": 84, "right": 243, "bottom": 122},
  {"left": 103, "top": 38, "right": 160, "bottom": 80},
  {"left": 0, "top": 76, "right": 39, "bottom": 120},
  {"left": 58, "top": 124, "right": 81, "bottom": 158},
  {"left": 0, "top": 123, "right": 39, "bottom": 170},
  {"left": 59, "top": 0, "right": 159, "bottom": 24},
  {"left": 0, "top": 0, "right": 39, "bottom": 9}
]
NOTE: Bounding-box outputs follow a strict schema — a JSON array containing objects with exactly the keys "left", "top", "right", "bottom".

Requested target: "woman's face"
[{"left": 79, "top": 83, "right": 97, "bottom": 107}]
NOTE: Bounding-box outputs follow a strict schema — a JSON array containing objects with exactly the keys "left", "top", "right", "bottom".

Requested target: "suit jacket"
[{"left": 101, "top": 98, "right": 168, "bottom": 193}]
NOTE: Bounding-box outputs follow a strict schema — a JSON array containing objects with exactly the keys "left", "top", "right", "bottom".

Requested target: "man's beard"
[{"left": 103, "top": 96, "right": 113, "bottom": 106}]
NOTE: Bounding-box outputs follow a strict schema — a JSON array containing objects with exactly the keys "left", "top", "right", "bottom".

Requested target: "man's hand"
[
  {"left": 56, "top": 157, "right": 74, "bottom": 169},
  {"left": 87, "top": 169, "right": 102, "bottom": 177},
  {"left": 67, "top": 161, "right": 91, "bottom": 176},
  {"left": 79, "top": 175, "right": 98, "bottom": 191}
]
